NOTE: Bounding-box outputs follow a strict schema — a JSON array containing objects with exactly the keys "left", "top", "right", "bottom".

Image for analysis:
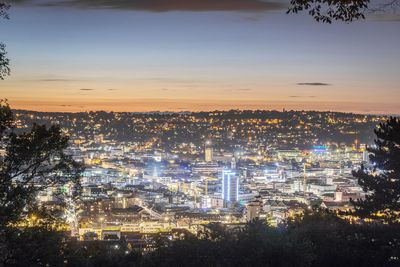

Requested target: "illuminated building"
[
  {"left": 246, "top": 196, "right": 263, "bottom": 221},
  {"left": 222, "top": 170, "right": 239, "bottom": 203},
  {"left": 192, "top": 162, "right": 222, "bottom": 174},
  {"left": 205, "top": 141, "right": 213, "bottom": 162},
  {"left": 231, "top": 157, "right": 236, "bottom": 169}
]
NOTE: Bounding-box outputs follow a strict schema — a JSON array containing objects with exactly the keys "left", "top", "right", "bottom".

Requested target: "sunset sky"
[{"left": 1, "top": 0, "right": 399, "bottom": 114}]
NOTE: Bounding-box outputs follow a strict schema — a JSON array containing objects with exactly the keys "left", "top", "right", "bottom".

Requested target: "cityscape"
[
  {"left": 1, "top": 0, "right": 400, "bottom": 266},
  {"left": 13, "top": 110, "right": 385, "bottom": 240}
]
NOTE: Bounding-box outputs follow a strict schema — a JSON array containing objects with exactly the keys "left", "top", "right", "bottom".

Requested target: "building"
[
  {"left": 192, "top": 162, "right": 222, "bottom": 174},
  {"left": 205, "top": 141, "right": 213, "bottom": 162},
  {"left": 222, "top": 170, "right": 239, "bottom": 204},
  {"left": 246, "top": 196, "right": 263, "bottom": 221},
  {"left": 231, "top": 157, "right": 236, "bottom": 169}
]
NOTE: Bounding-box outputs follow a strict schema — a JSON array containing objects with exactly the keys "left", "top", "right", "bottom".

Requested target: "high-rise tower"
[{"left": 222, "top": 169, "right": 239, "bottom": 203}]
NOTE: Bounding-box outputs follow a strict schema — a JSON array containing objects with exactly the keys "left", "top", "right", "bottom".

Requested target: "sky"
[{"left": 0, "top": 0, "right": 399, "bottom": 114}]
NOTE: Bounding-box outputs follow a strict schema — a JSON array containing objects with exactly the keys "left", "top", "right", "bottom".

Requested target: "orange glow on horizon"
[{"left": 7, "top": 98, "right": 399, "bottom": 115}]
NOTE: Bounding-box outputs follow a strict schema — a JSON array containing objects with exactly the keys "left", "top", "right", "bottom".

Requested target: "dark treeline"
[{"left": 5, "top": 212, "right": 400, "bottom": 267}]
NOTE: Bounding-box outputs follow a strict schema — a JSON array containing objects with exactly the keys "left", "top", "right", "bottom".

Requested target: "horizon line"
[{"left": 11, "top": 108, "right": 396, "bottom": 117}]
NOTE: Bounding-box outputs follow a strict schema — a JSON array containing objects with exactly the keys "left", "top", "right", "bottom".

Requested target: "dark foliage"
[
  {"left": 1, "top": 226, "right": 66, "bottom": 266},
  {"left": 0, "top": 99, "right": 13, "bottom": 134},
  {"left": 0, "top": 3, "right": 10, "bottom": 79},
  {"left": 287, "top": 0, "right": 369, "bottom": 23},
  {"left": 59, "top": 213, "right": 400, "bottom": 267},
  {"left": 0, "top": 101, "right": 82, "bottom": 265},
  {"left": 288, "top": 209, "right": 400, "bottom": 267},
  {"left": 142, "top": 220, "right": 313, "bottom": 267},
  {"left": 2, "top": 210, "right": 400, "bottom": 266},
  {"left": 0, "top": 101, "right": 82, "bottom": 226},
  {"left": 0, "top": 3, "right": 9, "bottom": 20},
  {"left": 64, "top": 240, "right": 141, "bottom": 267},
  {"left": 352, "top": 117, "right": 400, "bottom": 222},
  {"left": 0, "top": 43, "right": 10, "bottom": 80}
]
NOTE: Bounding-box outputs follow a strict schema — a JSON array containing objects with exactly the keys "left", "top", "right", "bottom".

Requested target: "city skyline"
[
  {"left": 2, "top": 2, "right": 400, "bottom": 264},
  {"left": 1, "top": 1, "right": 400, "bottom": 114}
]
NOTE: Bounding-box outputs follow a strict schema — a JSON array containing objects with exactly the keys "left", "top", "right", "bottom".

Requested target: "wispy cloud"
[
  {"left": 79, "top": 88, "right": 95, "bottom": 91},
  {"left": 296, "top": 82, "right": 331, "bottom": 86},
  {"left": 36, "top": 78, "right": 79, "bottom": 82},
  {"left": 289, "top": 95, "right": 317, "bottom": 98},
  {"left": 224, "top": 88, "right": 253, "bottom": 92},
  {"left": 12, "top": 0, "right": 286, "bottom": 12}
]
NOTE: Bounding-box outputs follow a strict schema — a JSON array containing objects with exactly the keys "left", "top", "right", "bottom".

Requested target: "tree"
[
  {"left": 286, "top": 208, "right": 400, "bottom": 266},
  {"left": 0, "top": 101, "right": 83, "bottom": 265},
  {"left": 0, "top": 3, "right": 10, "bottom": 79},
  {"left": 352, "top": 117, "right": 400, "bottom": 222},
  {"left": 1, "top": 224, "right": 67, "bottom": 266},
  {"left": 287, "top": 0, "right": 399, "bottom": 23},
  {"left": 0, "top": 101, "right": 82, "bottom": 226}
]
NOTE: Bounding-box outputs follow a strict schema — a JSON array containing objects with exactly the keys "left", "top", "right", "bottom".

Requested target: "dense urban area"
[{"left": 11, "top": 110, "right": 385, "bottom": 244}]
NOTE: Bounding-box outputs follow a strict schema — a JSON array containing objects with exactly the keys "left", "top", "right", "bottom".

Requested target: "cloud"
[
  {"left": 224, "top": 88, "right": 253, "bottom": 92},
  {"left": 79, "top": 88, "right": 95, "bottom": 91},
  {"left": 108, "top": 89, "right": 118, "bottom": 91},
  {"left": 36, "top": 78, "right": 79, "bottom": 82},
  {"left": 141, "top": 77, "right": 205, "bottom": 84},
  {"left": 289, "top": 95, "right": 317, "bottom": 98},
  {"left": 11, "top": 0, "right": 286, "bottom": 12},
  {"left": 296, "top": 82, "right": 331, "bottom": 86}
]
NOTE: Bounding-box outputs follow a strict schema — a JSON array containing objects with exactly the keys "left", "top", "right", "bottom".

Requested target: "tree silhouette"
[
  {"left": 0, "top": 101, "right": 83, "bottom": 265},
  {"left": 352, "top": 117, "right": 400, "bottom": 222},
  {"left": 0, "top": 3, "right": 10, "bottom": 79},
  {"left": 0, "top": 100, "right": 83, "bottom": 226},
  {"left": 287, "top": 0, "right": 399, "bottom": 23}
]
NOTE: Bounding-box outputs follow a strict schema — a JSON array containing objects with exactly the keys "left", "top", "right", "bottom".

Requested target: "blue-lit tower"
[{"left": 222, "top": 169, "right": 239, "bottom": 203}]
